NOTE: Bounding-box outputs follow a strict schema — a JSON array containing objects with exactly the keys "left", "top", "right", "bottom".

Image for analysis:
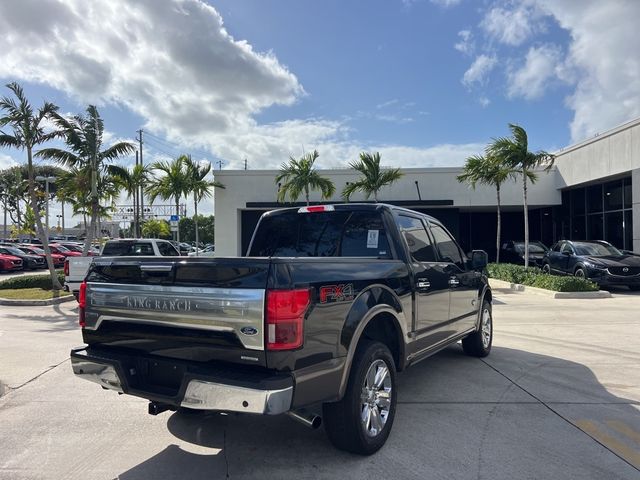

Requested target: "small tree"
[
  {"left": 457, "top": 155, "right": 517, "bottom": 263},
  {"left": 487, "top": 124, "right": 554, "bottom": 268},
  {"left": 342, "top": 152, "right": 403, "bottom": 202},
  {"left": 275, "top": 150, "right": 335, "bottom": 205},
  {"left": 0, "top": 82, "right": 62, "bottom": 289},
  {"left": 142, "top": 219, "right": 171, "bottom": 239}
]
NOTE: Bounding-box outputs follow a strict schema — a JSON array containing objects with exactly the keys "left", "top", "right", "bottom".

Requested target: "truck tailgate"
[{"left": 83, "top": 257, "right": 271, "bottom": 367}]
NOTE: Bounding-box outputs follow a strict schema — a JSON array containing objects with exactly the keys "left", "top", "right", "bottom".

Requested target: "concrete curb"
[
  {"left": 488, "top": 278, "right": 611, "bottom": 299},
  {"left": 0, "top": 294, "right": 76, "bottom": 306}
]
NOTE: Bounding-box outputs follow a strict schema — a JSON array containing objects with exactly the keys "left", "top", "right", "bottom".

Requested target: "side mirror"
[
  {"left": 562, "top": 250, "right": 572, "bottom": 256},
  {"left": 471, "top": 250, "right": 488, "bottom": 270}
]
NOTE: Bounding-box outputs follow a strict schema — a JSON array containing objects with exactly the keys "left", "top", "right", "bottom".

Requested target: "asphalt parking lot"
[{"left": 1, "top": 289, "right": 640, "bottom": 479}]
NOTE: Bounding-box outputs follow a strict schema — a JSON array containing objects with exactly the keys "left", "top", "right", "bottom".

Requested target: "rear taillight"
[
  {"left": 78, "top": 280, "right": 87, "bottom": 327},
  {"left": 64, "top": 258, "right": 69, "bottom": 276},
  {"left": 266, "top": 288, "right": 310, "bottom": 350}
]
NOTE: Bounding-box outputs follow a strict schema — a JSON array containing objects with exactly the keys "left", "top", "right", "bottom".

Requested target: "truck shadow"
[{"left": 117, "top": 345, "right": 640, "bottom": 480}]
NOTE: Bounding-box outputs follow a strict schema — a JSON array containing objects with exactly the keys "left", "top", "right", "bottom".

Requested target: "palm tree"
[
  {"left": 342, "top": 152, "right": 403, "bottom": 202},
  {"left": 275, "top": 150, "right": 335, "bottom": 205},
  {"left": 457, "top": 155, "right": 517, "bottom": 263},
  {"left": 487, "top": 124, "right": 555, "bottom": 268},
  {"left": 146, "top": 155, "right": 190, "bottom": 242},
  {"left": 142, "top": 219, "right": 170, "bottom": 239},
  {"left": 37, "top": 105, "right": 135, "bottom": 254},
  {"left": 184, "top": 156, "right": 224, "bottom": 252},
  {"left": 110, "top": 163, "right": 151, "bottom": 237},
  {"left": 0, "top": 82, "right": 62, "bottom": 289}
]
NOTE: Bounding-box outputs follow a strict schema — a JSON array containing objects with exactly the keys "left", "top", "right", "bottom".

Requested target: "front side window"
[
  {"left": 397, "top": 215, "right": 436, "bottom": 262},
  {"left": 429, "top": 223, "right": 464, "bottom": 268},
  {"left": 158, "top": 242, "right": 179, "bottom": 256},
  {"left": 560, "top": 242, "right": 574, "bottom": 254}
]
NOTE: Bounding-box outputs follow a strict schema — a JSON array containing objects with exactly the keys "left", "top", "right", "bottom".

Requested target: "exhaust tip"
[{"left": 286, "top": 409, "right": 322, "bottom": 429}]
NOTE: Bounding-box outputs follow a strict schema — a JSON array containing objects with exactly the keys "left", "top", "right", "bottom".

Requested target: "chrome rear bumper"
[{"left": 70, "top": 348, "right": 293, "bottom": 415}]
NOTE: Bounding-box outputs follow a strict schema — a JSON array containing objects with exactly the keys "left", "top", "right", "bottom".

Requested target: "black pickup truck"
[{"left": 71, "top": 203, "right": 492, "bottom": 454}]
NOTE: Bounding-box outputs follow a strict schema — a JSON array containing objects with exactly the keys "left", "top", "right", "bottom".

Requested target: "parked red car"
[
  {"left": 18, "top": 245, "right": 66, "bottom": 267},
  {"left": 48, "top": 244, "right": 82, "bottom": 257},
  {"left": 0, "top": 253, "right": 23, "bottom": 272}
]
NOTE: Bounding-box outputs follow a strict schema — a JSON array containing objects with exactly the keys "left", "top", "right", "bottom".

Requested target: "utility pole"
[
  {"left": 244, "top": 158, "right": 247, "bottom": 170},
  {"left": 137, "top": 129, "right": 145, "bottom": 234},
  {"left": 216, "top": 160, "right": 223, "bottom": 170},
  {"left": 135, "top": 150, "right": 140, "bottom": 237}
]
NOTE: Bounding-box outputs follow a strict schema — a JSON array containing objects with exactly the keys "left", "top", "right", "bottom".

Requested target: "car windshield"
[
  {"left": 514, "top": 242, "right": 548, "bottom": 253},
  {"left": 21, "top": 246, "right": 44, "bottom": 254},
  {"left": 573, "top": 242, "right": 622, "bottom": 256},
  {"left": 63, "top": 244, "right": 83, "bottom": 252},
  {"left": 52, "top": 244, "right": 70, "bottom": 252},
  {"left": 2, "top": 246, "right": 26, "bottom": 256}
]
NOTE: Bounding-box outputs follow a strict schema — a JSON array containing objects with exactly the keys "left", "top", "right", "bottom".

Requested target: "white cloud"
[
  {"left": 507, "top": 44, "right": 568, "bottom": 100},
  {"left": 534, "top": 0, "right": 640, "bottom": 141},
  {"left": 481, "top": 1, "right": 545, "bottom": 46},
  {"left": 430, "top": 0, "right": 462, "bottom": 7},
  {"left": 0, "top": 0, "right": 303, "bottom": 147},
  {"left": 0, "top": 153, "right": 18, "bottom": 169},
  {"left": 462, "top": 54, "right": 498, "bottom": 88},
  {"left": 479, "top": 96, "right": 490, "bottom": 107},
  {"left": 454, "top": 30, "right": 475, "bottom": 56}
]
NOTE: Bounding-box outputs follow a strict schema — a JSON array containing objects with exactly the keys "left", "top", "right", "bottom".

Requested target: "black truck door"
[{"left": 396, "top": 215, "right": 450, "bottom": 338}]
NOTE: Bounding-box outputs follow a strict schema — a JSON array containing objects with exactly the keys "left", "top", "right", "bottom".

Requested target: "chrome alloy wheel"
[
  {"left": 481, "top": 308, "right": 492, "bottom": 349},
  {"left": 360, "top": 359, "right": 392, "bottom": 437}
]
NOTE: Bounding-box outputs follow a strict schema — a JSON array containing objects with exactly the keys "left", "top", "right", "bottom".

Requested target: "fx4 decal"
[{"left": 319, "top": 284, "right": 355, "bottom": 304}]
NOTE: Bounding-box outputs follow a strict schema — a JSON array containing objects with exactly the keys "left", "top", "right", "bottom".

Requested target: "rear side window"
[
  {"left": 158, "top": 242, "right": 179, "bottom": 256},
  {"left": 249, "top": 210, "right": 391, "bottom": 258},
  {"left": 102, "top": 242, "right": 154, "bottom": 256},
  {"left": 397, "top": 215, "right": 436, "bottom": 262}
]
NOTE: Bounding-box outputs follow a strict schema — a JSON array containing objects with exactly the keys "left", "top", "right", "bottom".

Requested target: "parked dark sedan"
[
  {"left": 542, "top": 240, "right": 640, "bottom": 290},
  {"left": 500, "top": 240, "right": 549, "bottom": 266},
  {"left": 0, "top": 245, "right": 46, "bottom": 269}
]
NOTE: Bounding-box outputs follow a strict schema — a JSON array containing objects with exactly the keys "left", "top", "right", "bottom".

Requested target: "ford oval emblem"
[{"left": 240, "top": 326, "right": 259, "bottom": 336}]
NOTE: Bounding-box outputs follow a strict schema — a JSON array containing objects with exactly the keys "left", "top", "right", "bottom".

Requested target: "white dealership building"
[{"left": 214, "top": 117, "right": 640, "bottom": 258}]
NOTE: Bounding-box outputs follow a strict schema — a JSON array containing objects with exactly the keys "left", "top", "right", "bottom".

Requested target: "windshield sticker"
[{"left": 367, "top": 230, "right": 379, "bottom": 249}]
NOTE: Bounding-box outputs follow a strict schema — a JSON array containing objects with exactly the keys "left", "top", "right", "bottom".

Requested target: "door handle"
[
  {"left": 417, "top": 280, "right": 430, "bottom": 289},
  {"left": 448, "top": 277, "right": 460, "bottom": 287}
]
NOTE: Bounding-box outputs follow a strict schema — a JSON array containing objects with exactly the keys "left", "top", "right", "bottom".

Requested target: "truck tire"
[
  {"left": 322, "top": 340, "right": 397, "bottom": 455},
  {"left": 462, "top": 300, "right": 492, "bottom": 357}
]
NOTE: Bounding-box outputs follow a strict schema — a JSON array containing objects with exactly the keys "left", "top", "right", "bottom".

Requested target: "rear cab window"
[
  {"left": 102, "top": 241, "right": 155, "bottom": 256},
  {"left": 248, "top": 209, "right": 392, "bottom": 258}
]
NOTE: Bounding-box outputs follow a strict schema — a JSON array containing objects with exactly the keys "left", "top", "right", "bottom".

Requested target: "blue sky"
[{"left": 0, "top": 0, "right": 638, "bottom": 218}]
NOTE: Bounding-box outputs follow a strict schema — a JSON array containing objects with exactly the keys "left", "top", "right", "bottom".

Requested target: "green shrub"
[
  {"left": 0, "top": 271, "right": 65, "bottom": 290},
  {"left": 487, "top": 263, "right": 598, "bottom": 292}
]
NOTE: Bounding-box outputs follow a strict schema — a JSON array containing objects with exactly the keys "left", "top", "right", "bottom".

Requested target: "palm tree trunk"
[
  {"left": 83, "top": 198, "right": 98, "bottom": 255},
  {"left": 175, "top": 198, "right": 180, "bottom": 243},
  {"left": 374, "top": 191, "right": 378, "bottom": 202},
  {"left": 305, "top": 187, "right": 309, "bottom": 206},
  {"left": 523, "top": 172, "right": 529, "bottom": 268},
  {"left": 27, "top": 147, "right": 62, "bottom": 290},
  {"left": 496, "top": 184, "right": 501, "bottom": 264},
  {"left": 194, "top": 196, "right": 199, "bottom": 256}
]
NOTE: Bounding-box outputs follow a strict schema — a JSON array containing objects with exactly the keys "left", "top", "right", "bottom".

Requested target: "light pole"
[{"left": 35, "top": 175, "right": 56, "bottom": 243}]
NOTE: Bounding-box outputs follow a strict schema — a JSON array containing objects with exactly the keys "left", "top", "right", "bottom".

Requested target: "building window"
[{"left": 561, "top": 175, "right": 632, "bottom": 249}]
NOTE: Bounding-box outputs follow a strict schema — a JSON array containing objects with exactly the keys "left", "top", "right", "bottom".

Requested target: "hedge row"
[
  {"left": 487, "top": 263, "right": 599, "bottom": 292},
  {"left": 0, "top": 272, "right": 65, "bottom": 290}
]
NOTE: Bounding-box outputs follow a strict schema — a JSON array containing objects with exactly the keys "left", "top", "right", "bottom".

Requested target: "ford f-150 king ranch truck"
[{"left": 71, "top": 203, "right": 492, "bottom": 454}]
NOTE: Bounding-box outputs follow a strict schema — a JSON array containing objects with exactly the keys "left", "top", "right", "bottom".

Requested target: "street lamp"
[{"left": 35, "top": 175, "right": 56, "bottom": 242}]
